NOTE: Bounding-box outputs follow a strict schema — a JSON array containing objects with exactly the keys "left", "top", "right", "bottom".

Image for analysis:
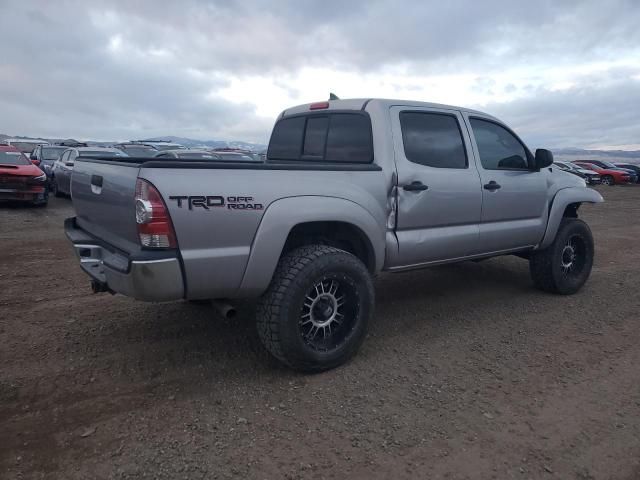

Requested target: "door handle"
[
  {"left": 483, "top": 181, "right": 501, "bottom": 191},
  {"left": 403, "top": 181, "right": 429, "bottom": 192},
  {"left": 91, "top": 175, "right": 103, "bottom": 188}
]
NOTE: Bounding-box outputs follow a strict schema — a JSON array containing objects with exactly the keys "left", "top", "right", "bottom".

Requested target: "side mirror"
[
  {"left": 65, "top": 162, "right": 75, "bottom": 167},
  {"left": 534, "top": 148, "right": 554, "bottom": 170},
  {"left": 31, "top": 159, "right": 41, "bottom": 166}
]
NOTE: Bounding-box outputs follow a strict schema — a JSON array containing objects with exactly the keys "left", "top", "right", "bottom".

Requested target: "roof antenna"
[{"left": 329, "top": 92, "right": 340, "bottom": 100}]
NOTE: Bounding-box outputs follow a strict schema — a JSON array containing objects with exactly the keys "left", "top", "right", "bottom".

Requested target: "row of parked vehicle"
[
  {"left": 1, "top": 136, "right": 638, "bottom": 208},
  {"left": 0, "top": 139, "right": 264, "bottom": 205},
  {"left": 554, "top": 159, "right": 640, "bottom": 185}
]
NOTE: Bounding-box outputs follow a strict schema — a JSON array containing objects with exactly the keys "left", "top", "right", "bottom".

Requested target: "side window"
[
  {"left": 399, "top": 112, "right": 467, "bottom": 168},
  {"left": 60, "top": 151, "right": 69, "bottom": 163},
  {"left": 69, "top": 150, "right": 78, "bottom": 162},
  {"left": 470, "top": 118, "right": 529, "bottom": 170}
]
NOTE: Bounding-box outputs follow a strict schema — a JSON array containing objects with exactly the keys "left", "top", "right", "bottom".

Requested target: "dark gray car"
[
  {"left": 51, "top": 147, "right": 128, "bottom": 197},
  {"left": 30, "top": 145, "right": 68, "bottom": 181}
]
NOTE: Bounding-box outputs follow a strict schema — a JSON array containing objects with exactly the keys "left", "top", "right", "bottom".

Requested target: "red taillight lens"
[{"left": 134, "top": 178, "right": 177, "bottom": 248}]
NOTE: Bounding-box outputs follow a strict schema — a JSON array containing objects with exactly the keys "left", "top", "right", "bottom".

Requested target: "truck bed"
[{"left": 70, "top": 156, "right": 387, "bottom": 299}]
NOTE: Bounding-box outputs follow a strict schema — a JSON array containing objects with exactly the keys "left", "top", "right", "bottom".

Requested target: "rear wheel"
[
  {"left": 601, "top": 175, "right": 614, "bottom": 186},
  {"left": 529, "top": 218, "right": 594, "bottom": 294},
  {"left": 256, "top": 245, "right": 374, "bottom": 372}
]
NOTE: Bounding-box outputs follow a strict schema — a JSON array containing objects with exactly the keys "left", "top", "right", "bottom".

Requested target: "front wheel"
[
  {"left": 601, "top": 175, "right": 615, "bottom": 186},
  {"left": 256, "top": 245, "right": 374, "bottom": 372},
  {"left": 529, "top": 218, "right": 594, "bottom": 295}
]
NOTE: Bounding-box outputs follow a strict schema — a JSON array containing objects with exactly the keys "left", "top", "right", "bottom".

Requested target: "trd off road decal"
[{"left": 169, "top": 195, "right": 263, "bottom": 211}]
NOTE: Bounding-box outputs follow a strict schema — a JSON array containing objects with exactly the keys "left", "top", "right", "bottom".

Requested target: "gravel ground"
[{"left": 1, "top": 186, "right": 639, "bottom": 480}]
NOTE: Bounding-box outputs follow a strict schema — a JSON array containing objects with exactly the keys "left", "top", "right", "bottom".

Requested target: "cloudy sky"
[{"left": 1, "top": 0, "right": 639, "bottom": 149}]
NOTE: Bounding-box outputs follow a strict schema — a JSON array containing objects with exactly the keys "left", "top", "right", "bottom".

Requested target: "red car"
[
  {"left": 0, "top": 145, "right": 48, "bottom": 206},
  {"left": 572, "top": 161, "right": 631, "bottom": 186}
]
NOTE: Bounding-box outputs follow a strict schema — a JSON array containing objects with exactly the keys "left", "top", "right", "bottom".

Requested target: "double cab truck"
[{"left": 65, "top": 98, "right": 603, "bottom": 371}]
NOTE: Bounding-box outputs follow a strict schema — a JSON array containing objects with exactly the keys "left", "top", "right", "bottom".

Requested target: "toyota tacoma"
[{"left": 65, "top": 98, "right": 603, "bottom": 371}]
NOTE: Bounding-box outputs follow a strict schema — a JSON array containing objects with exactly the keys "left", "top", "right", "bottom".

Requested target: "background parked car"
[
  {"left": 614, "top": 163, "right": 640, "bottom": 183},
  {"left": 152, "top": 149, "right": 224, "bottom": 160},
  {"left": 0, "top": 145, "right": 48, "bottom": 206},
  {"left": 553, "top": 161, "right": 601, "bottom": 185},
  {"left": 216, "top": 151, "right": 261, "bottom": 162},
  {"left": 115, "top": 143, "right": 159, "bottom": 157},
  {"left": 30, "top": 145, "right": 68, "bottom": 185},
  {"left": 132, "top": 140, "right": 185, "bottom": 151},
  {"left": 573, "top": 161, "right": 631, "bottom": 186},
  {"left": 577, "top": 159, "right": 638, "bottom": 183},
  {"left": 51, "top": 147, "right": 128, "bottom": 197},
  {"left": 3, "top": 138, "right": 49, "bottom": 156}
]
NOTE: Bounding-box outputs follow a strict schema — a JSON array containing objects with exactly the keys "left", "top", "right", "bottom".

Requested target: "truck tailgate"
[{"left": 71, "top": 158, "right": 142, "bottom": 254}]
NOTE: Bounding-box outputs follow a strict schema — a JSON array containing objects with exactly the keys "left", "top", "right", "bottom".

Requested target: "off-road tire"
[
  {"left": 529, "top": 218, "right": 594, "bottom": 295},
  {"left": 256, "top": 245, "right": 374, "bottom": 372}
]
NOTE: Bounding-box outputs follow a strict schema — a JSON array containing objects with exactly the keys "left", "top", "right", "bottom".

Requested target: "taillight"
[
  {"left": 309, "top": 101, "right": 329, "bottom": 110},
  {"left": 134, "top": 178, "right": 177, "bottom": 248}
]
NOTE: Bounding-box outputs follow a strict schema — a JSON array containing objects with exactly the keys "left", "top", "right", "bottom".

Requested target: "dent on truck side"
[
  {"left": 538, "top": 187, "right": 604, "bottom": 249},
  {"left": 237, "top": 196, "right": 386, "bottom": 297}
]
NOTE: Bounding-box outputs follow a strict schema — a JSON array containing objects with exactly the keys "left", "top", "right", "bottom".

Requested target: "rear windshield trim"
[{"left": 267, "top": 110, "right": 374, "bottom": 164}]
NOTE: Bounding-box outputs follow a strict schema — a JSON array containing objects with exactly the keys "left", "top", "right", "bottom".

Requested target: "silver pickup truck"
[{"left": 66, "top": 98, "right": 603, "bottom": 371}]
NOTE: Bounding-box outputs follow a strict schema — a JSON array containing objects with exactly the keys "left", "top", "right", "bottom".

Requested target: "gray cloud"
[
  {"left": 0, "top": 0, "right": 639, "bottom": 146},
  {"left": 484, "top": 71, "right": 640, "bottom": 149}
]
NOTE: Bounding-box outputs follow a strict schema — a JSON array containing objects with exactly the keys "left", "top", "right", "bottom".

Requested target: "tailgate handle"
[{"left": 91, "top": 175, "right": 103, "bottom": 188}]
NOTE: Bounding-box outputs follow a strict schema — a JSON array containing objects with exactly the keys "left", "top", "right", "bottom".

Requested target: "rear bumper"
[{"left": 64, "top": 217, "right": 184, "bottom": 302}]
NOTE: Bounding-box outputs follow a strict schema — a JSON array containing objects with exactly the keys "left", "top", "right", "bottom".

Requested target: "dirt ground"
[{"left": 1, "top": 186, "right": 639, "bottom": 480}]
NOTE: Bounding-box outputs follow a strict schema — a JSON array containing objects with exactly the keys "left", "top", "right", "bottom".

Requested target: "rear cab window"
[{"left": 267, "top": 112, "right": 373, "bottom": 163}]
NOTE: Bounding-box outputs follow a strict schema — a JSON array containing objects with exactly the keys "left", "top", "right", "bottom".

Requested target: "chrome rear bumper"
[{"left": 65, "top": 218, "right": 184, "bottom": 302}]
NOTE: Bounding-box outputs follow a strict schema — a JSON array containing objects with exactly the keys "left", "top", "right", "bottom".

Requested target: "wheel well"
[
  {"left": 563, "top": 202, "right": 580, "bottom": 218},
  {"left": 282, "top": 221, "right": 375, "bottom": 272}
]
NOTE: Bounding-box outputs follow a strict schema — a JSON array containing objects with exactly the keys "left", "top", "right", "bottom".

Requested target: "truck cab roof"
[{"left": 280, "top": 98, "right": 499, "bottom": 122}]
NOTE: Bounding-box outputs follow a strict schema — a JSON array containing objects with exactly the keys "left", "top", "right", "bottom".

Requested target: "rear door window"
[
  {"left": 399, "top": 112, "right": 467, "bottom": 168},
  {"left": 268, "top": 113, "right": 373, "bottom": 163}
]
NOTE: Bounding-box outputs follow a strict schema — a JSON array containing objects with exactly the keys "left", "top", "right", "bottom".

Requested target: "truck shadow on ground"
[{"left": 75, "top": 257, "right": 539, "bottom": 381}]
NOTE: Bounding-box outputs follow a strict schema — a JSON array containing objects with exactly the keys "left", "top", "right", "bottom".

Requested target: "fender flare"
[
  {"left": 238, "top": 196, "right": 385, "bottom": 296},
  {"left": 539, "top": 187, "right": 603, "bottom": 249}
]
